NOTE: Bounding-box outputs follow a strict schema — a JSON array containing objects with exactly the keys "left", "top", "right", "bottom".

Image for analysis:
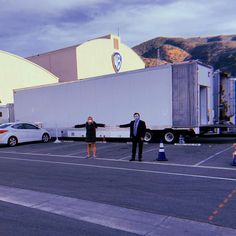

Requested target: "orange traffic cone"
[{"left": 157, "top": 139, "right": 168, "bottom": 161}]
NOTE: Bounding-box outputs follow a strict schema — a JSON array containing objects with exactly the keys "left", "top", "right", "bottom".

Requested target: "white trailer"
[
  {"left": 213, "top": 70, "right": 235, "bottom": 123},
  {"left": 14, "top": 61, "right": 214, "bottom": 143},
  {"left": 0, "top": 104, "right": 14, "bottom": 124}
]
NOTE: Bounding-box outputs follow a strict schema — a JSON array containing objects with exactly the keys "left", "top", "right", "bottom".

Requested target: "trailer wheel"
[
  {"left": 163, "top": 130, "right": 176, "bottom": 143},
  {"left": 144, "top": 131, "right": 152, "bottom": 142}
]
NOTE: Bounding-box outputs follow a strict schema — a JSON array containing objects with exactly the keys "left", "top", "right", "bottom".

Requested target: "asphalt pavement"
[{"left": 0, "top": 138, "right": 235, "bottom": 235}]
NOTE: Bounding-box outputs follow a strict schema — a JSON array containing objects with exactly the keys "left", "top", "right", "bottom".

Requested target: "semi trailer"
[
  {"left": 14, "top": 61, "right": 216, "bottom": 143},
  {"left": 0, "top": 104, "right": 14, "bottom": 124}
]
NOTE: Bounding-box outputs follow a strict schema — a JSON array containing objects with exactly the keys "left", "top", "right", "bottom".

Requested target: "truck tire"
[
  {"left": 144, "top": 131, "right": 152, "bottom": 142},
  {"left": 163, "top": 130, "right": 176, "bottom": 143},
  {"left": 8, "top": 136, "right": 18, "bottom": 147}
]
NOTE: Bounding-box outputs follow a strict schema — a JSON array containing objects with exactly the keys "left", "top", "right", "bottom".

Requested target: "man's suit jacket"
[{"left": 120, "top": 120, "right": 146, "bottom": 138}]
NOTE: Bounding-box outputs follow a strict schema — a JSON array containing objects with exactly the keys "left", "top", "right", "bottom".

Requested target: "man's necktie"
[{"left": 134, "top": 120, "right": 138, "bottom": 136}]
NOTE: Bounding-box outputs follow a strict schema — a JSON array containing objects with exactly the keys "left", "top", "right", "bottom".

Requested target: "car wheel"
[
  {"left": 8, "top": 136, "right": 18, "bottom": 147},
  {"left": 42, "top": 133, "right": 50, "bottom": 143}
]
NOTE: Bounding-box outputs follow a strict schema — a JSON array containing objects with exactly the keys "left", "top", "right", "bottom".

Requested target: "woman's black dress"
[{"left": 74, "top": 122, "right": 105, "bottom": 143}]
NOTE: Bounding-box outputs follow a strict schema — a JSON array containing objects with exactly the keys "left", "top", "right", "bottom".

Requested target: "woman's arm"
[
  {"left": 96, "top": 123, "right": 106, "bottom": 128},
  {"left": 74, "top": 123, "right": 86, "bottom": 128},
  {"left": 94, "top": 122, "right": 105, "bottom": 128}
]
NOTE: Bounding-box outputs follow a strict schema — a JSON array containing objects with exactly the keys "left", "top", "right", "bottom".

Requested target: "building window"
[
  {"left": 113, "top": 38, "right": 119, "bottom": 50},
  {"left": 0, "top": 112, "right": 2, "bottom": 117}
]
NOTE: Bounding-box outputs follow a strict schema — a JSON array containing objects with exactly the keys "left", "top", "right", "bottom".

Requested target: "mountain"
[{"left": 133, "top": 35, "right": 236, "bottom": 76}]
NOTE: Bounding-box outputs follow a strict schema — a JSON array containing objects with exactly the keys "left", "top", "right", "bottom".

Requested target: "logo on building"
[{"left": 112, "top": 52, "right": 122, "bottom": 73}]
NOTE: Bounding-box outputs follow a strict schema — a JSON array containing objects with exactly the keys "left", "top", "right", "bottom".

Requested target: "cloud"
[
  {"left": 0, "top": 0, "right": 108, "bottom": 13},
  {"left": 92, "top": 0, "right": 236, "bottom": 45},
  {"left": 0, "top": 0, "right": 236, "bottom": 57}
]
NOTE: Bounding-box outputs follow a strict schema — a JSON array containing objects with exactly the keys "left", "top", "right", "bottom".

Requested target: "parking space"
[
  {"left": 0, "top": 139, "right": 235, "bottom": 169},
  {"left": 0, "top": 139, "right": 235, "bottom": 189},
  {"left": 1, "top": 140, "right": 236, "bottom": 186}
]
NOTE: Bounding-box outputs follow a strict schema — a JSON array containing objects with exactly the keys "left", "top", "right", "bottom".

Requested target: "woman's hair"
[{"left": 87, "top": 116, "right": 93, "bottom": 121}]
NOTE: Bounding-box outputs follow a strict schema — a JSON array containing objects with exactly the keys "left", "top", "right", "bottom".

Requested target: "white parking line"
[
  {"left": 119, "top": 147, "right": 158, "bottom": 160},
  {"left": 66, "top": 144, "right": 117, "bottom": 156},
  {"left": 66, "top": 151, "right": 86, "bottom": 156},
  {"left": 0, "top": 142, "right": 84, "bottom": 155},
  {"left": 109, "top": 158, "right": 236, "bottom": 171},
  {"left": 0, "top": 151, "right": 85, "bottom": 159},
  {"left": 119, "top": 155, "right": 131, "bottom": 160},
  {"left": 1, "top": 150, "right": 236, "bottom": 171},
  {"left": 194, "top": 146, "right": 233, "bottom": 166},
  {"left": 0, "top": 155, "right": 235, "bottom": 182}
]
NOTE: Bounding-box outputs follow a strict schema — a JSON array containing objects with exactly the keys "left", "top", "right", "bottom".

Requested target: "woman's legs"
[
  {"left": 92, "top": 143, "right": 96, "bottom": 157},
  {"left": 87, "top": 144, "right": 91, "bottom": 157}
]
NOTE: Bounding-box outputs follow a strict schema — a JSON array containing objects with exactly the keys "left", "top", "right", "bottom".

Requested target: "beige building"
[
  {"left": 28, "top": 34, "right": 145, "bottom": 82},
  {"left": 0, "top": 50, "right": 59, "bottom": 105}
]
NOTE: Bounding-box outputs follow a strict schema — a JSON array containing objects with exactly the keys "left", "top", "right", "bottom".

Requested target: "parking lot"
[
  {"left": 0, "top": 138, "right": 236, "bottom": 235},
  {"left": 1, "top": 137, "right": 235, "bottom": 167}
]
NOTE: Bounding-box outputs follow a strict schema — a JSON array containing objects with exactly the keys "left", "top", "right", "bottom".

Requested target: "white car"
[{"left": 0, "top": 122, "right": 50, "bottom": 147}]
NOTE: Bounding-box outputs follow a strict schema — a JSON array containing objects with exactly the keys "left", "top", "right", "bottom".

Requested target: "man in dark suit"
[{"left": 119, "top": 113, "right": 146, "bottom": 161}]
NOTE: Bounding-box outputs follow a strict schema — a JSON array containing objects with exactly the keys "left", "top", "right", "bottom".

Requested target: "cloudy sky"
[{"left": 1, "top": 0, "right": 236, "bottom": 57}]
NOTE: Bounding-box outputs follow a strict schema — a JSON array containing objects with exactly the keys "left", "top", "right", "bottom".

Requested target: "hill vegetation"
[{"left": 133, "top": 35, "right": 236, "bottom": 76}]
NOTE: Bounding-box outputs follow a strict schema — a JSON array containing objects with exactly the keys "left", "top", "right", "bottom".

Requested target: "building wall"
[
  {"left": 0, "top": 51, "right": 59, "bottom": 105},
  {"left": 27, "top": 46, "right": 77, "bottom": 82},
  {"left": 27, "top": 34, "right": 145, "bottom": 82},
  {"left": 76, "top": 34, "right": 145, "bottom": 80}
]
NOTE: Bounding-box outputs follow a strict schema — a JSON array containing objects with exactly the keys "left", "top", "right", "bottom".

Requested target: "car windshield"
[{"left": 0, "top": 124, "right": 11, "bottom": 128}]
